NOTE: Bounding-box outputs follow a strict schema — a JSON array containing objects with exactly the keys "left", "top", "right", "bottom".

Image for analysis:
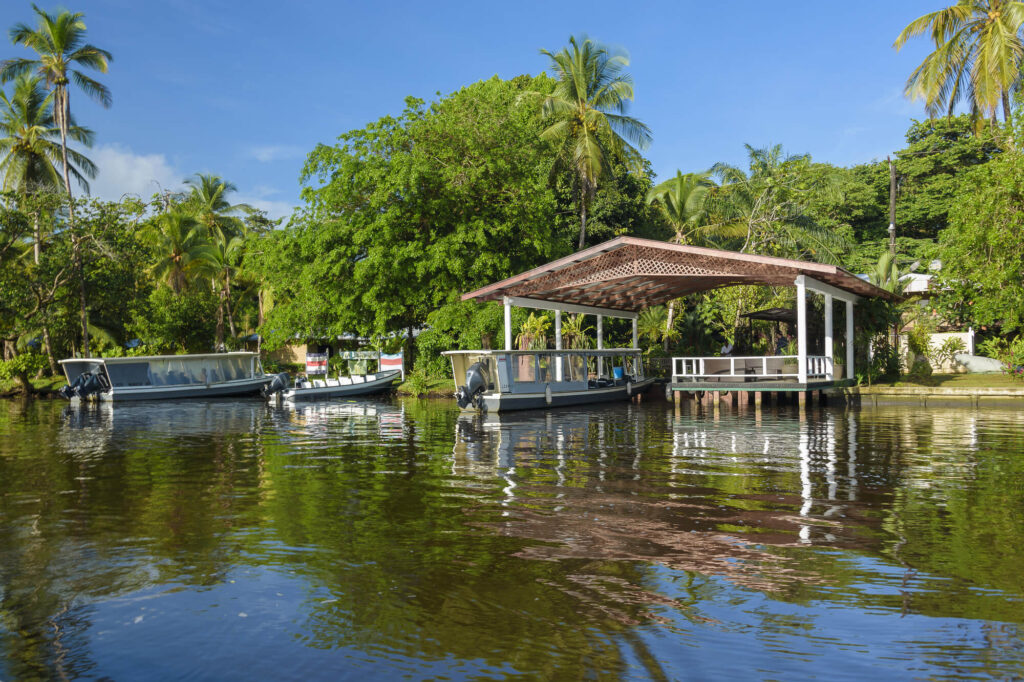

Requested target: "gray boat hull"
[{"left": 476, "top": 378, "right": 655, "bottom": 413}]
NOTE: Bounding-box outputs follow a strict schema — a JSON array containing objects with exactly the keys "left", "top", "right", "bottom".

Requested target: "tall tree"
[
  {"left": 532, "top": 36, "right": 652, "bottom": 249},
  {"left": 894, "top": 0, "right": 1024, "bottom": 122},
  {"left": 145, "top": 211, "right": 213, "bottom": 296},
  {"left": 0, "top": 74, "right": 95, "bottom": 262},
  {"left": 2, "top": 4, "right": 112, "bottom": 356},
  {"left": 711, "top": 144, "right": 848, "bottom": 262},
  {"left": 183, "top": 173, "right": 252, "bottom": 237}
]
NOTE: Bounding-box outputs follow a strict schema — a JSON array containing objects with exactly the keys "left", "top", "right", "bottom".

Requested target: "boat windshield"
[{"left": 106, "top": 356, "right": 253, "bottom": 387}]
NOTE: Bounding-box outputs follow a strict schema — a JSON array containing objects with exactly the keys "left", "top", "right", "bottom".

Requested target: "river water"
[{"left": 1, "top": 397, "right": 1023, "bottom": 680}]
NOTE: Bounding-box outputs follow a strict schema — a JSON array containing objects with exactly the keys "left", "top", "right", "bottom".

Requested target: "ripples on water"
[{"left": 1, "top": 398, "right": 1023, "bottom": 679}]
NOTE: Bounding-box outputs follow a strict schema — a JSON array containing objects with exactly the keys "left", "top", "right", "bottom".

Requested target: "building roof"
[{"left": 462, "top": 237, "right": 897, "bottom": 313}]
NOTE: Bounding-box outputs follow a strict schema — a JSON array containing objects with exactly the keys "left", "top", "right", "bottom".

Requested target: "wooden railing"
[{"left": 672, "top": 355, "right": 832, "bottom": 382}]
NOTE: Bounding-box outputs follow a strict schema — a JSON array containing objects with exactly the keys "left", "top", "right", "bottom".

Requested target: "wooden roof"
[{"left": 462, "top": 236, "right": 896, "bottom": 312}]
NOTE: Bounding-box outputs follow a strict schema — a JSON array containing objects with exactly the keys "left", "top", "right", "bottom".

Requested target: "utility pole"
[{"left": 888, "top": 156, "right": 897, "bottom": 255}]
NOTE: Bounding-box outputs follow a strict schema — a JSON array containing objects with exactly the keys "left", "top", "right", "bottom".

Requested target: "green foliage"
[
  {"left": 0, "top": 352, "right": 44, "bottom": 380},
  {"left": 977, "top": 336, "right": 1024, "bottom": 381},
  {"left": 129, "top": 285, "right": 218, "bottom": 353},
  {"left": 931, "top": 336, "right": 967, "bottom": 368},
  {"left": 259, "top": 75, "right": 574, "bottom": 347},
  {"left": 939, "top": 151, "right": 1024, "bottom": 333},
  {"left": 530, "top": 35, "right": 652, "bottom": 249},
  {"left": 403, "top": 367, "right": 433, "bottom": 396},
  {"left": 516, "top": 312, "right": 550, "bottom": 350},
  {"left": 905, "top": 323, "right": 933, "bottom": 358}
]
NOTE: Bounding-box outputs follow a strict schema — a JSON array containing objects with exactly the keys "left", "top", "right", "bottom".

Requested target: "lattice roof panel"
[{"left": 462, "top": 237, "right": 896, "bottom": 312}]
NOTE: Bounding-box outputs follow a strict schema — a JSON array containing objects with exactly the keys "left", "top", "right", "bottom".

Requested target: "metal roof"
[{"left": 462, "top": 236, "right": 897, "bottom": 312}]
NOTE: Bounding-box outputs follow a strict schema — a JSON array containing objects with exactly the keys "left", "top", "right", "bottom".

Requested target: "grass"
[
  {"left": 0, "top": 375, "right": 66, "bottom": 396},
  {"left": 396, "top": 375, "right": 452, "bottom": 397},
  {"left": 869, "top": 373, "right": 1023, "bottom": 389}
]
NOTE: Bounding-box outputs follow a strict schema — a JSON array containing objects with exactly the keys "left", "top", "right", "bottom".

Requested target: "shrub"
[
  {"left": 930, "top": 337, "right": 967, "bottom": 369},
  {"left": 0, "top": 353, "right": 46, "bottom": 392}
]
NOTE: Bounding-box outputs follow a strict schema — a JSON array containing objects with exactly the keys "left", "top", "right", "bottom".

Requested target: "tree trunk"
[
  {"left": 663, "top": 300, "right": 675, "bottom": 352},
  {"left": 215, "top": 279, "right": 225, "bottom": 350},
  {"left": 42, "top": 323, "right": 58, "bottom": 376},
  {"left": 578, "top": 200, "right": 587, "bottom": 251},
  {"left": 56, "top": 86, "right": 90, "bottom": 357},
  {"left": 33, "top": 211, "right": 40, "bottom": 265},
  {"left": 224, "top": 270, "right": 237, "bottom": 341}
]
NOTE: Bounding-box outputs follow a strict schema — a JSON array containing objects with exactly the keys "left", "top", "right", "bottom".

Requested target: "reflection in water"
[{"left": 2, "top": 399, "right": 1024, "bottom": 679}]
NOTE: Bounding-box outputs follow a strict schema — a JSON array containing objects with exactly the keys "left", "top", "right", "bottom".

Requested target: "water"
[{"left": 2, "top": 398, "right": 1023, "bottom": 680}]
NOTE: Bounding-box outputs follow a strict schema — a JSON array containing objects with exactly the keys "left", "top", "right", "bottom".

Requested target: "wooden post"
[
  {"left": 824, "top": 294, "right": 833, "bottom": 381},
  {"left": 554, "top": 309, "right": 562, "bottom": 381},
  {"left": 846, "top": 300, "right": 854, "bottom": 380},
  {"left": 754, "top": 391, "right": 762, "bottom": 407},
  {"left": 796, "top": 275, "right": 808, "bottom": 383},
  {"left": 503, "top": 297, "right": 512, "bottom": 350}
]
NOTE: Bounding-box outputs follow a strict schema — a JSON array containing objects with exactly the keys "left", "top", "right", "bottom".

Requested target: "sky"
[{"left": 2, "top": 0, "right": 941, "bottom": 219}]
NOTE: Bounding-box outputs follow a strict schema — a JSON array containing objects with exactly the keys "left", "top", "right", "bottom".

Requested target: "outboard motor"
[
  {"left": 455, "top": 362, "right": 487, "bottom": 410},
  {"left": 262, "top": 372, "right": 290, "bottom": 398},
  {"left": 59, "top": 373, "right": 89, "bottom": 400},
  {"left": 72, "top": 371, "right": 110, "bottom": 399}
]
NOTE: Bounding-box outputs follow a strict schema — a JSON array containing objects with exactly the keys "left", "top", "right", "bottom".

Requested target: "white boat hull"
[{"left": 279, "top": 370, "right": 401, "bottom": 401}]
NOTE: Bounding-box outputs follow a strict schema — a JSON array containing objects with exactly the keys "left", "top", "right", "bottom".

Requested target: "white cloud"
[
  {"left": 85, "top": 143, "right": 183, "bottom": 201},
  {"left": 246, "top": 144, "right": 305, "bottom": 163},
  {"left": 236, "top": 186, "right": 296, "bottom": 221}
]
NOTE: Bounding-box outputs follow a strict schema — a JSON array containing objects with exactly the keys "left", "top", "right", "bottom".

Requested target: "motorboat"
[
  {"left": 274, "top": 350, "right": 404, "bottom": 401},
  {"left": 443, "top": 348, "right": 654, "bottom": 412},
  {"left": 58, "top": 352, "right": 281, "bottom": 401}
]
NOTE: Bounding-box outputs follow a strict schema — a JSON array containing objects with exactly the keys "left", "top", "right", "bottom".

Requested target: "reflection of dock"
[{"left": 450, "top": 409, "right": 876, "bottom": 592}]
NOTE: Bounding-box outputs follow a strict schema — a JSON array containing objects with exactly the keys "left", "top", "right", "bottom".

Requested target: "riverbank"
[
  {"left": 395, "top": 375, "right": 452, "bottom": 399},
  {"left": 841, "top": 373, "right": 1024, "bottom": 407},
  {"left": 0, "top": 376, "right": 64, "bottom": 399}
]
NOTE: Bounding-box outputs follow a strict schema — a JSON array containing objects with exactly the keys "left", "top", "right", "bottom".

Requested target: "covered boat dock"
[{"left": 462, "top": 236, "right": 896, "bottom": 407}]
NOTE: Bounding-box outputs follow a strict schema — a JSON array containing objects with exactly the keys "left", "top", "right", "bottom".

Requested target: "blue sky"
[{"left": 3, "top": 0, "right": 940, "bottom": 218}]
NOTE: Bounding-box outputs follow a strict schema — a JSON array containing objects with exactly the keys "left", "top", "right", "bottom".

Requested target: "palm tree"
[
  {"left": 2, "top": 5, "right": 111, "bottom": 198},
  {"left": 2, "top": 4, "right": 112, "bottom": 356},
  {"left": 636, "top": 305, "right": 679, "bottom": 347},
  {"left": 646, "top": 170, "right": 745, "bottom": 345},
  {"left": 206, "top": 225, "right": 245, "bottom": 349},
  {"left": 145, "top": 211, "right": 214, "bottom": 295},
  {"left": 559, "top": 313, "right": 594, "bottom": 349},
  {"left": 711, "top": 145, "right": 847, "bottom": 262},
  {"left": 532, "top": 36, "right": 652, "bottom": 249},
  {"left": 894, "top": 0, "right": 1024, "bottom": 122},
  {"left": 0, "top": 74, "right": 95, "bottom": 263},
  {"left": 183, "top": 173, "right": 252, "bottom": 238}
]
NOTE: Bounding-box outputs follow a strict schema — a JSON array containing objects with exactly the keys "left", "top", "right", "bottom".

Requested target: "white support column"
[
  {"left": 597, "top": 315, "right": 604, "bottom": 378},
  {"left": 846, "top": 299, "right": 854, "bottom": 378},
  {"left": 554, "top": 309, "right": 563, "bottom": 382},
  {"left": 824, "top": 294, "right": 834, "bottom": 380},
  {"left": 503, "top": 297, "right": 512, "bottom": 351},
  {"left": 632, "top": 318, "right": 638, "bottom": 349},
  {"left": 796, "top": 275, "right": 808, "bottom": 383}
]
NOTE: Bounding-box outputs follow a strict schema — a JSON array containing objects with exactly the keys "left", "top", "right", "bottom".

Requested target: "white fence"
[{"left": 672, "top": 355, "right": 832, "bottom": 382}]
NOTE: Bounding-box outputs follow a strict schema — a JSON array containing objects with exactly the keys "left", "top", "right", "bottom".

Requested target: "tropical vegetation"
[{"left": 2, "top": 7, "right": 1024, "bottom": 391}]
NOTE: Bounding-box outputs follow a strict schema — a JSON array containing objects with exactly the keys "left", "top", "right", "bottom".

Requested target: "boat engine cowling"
[
  {"left": 262, "top": 372, "right": 291, "bottom": 398},
  {"left": 60, "top": 371, "right": 109, "bottom": 400},
  {"left": 58, "top": 373, "right": 88, "bottom": 400},
  {"left": 455, "top": 362, "right": 487, "bottom": 410}
]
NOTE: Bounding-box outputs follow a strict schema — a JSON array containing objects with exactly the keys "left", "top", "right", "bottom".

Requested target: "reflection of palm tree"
[
  {"left": 894, "top": 0, "right": 1024, "bottom": 122},
  {"left": 532, "top": 36, "right": 652, "bottom": 249}
]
